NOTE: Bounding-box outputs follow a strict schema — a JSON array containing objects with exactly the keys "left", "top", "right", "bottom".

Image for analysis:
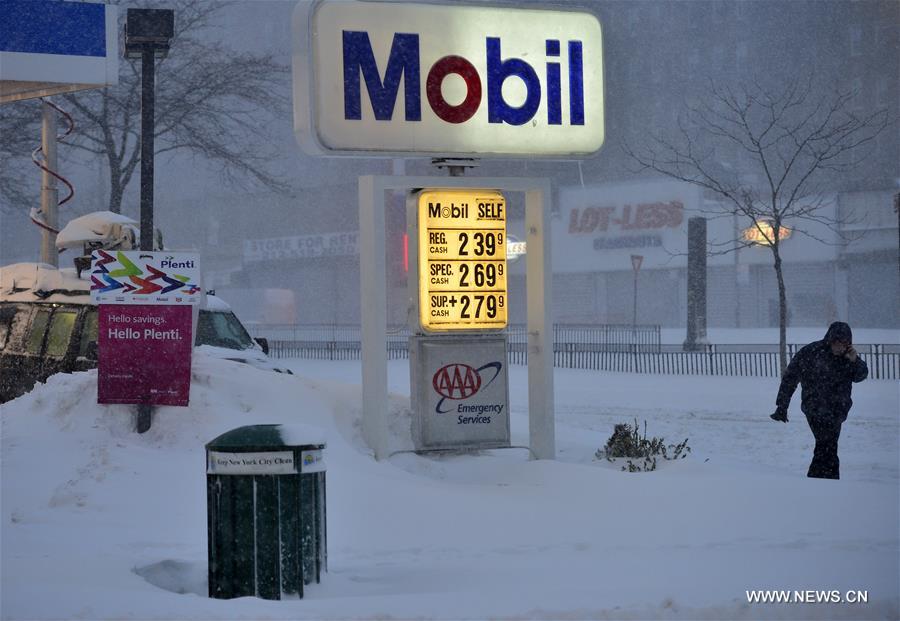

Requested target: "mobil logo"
[
  {"left": 342, "top": 33, "right": 585, "bottom": 127},
  {"left": 432, "top": 361, "right": 503, "bottom": 413},
  {"left": 297, "top": 1, "right": 604, "bottom": 157}
]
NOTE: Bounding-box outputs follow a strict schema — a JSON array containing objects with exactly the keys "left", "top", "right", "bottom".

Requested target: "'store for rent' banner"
[{"left": 91, "top": 251, "right": 200, "bottom": 406}]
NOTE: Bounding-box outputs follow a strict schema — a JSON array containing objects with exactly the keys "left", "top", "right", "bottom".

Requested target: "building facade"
[{"left": 159, "top": 0, "right": 897, "bottom": 331}]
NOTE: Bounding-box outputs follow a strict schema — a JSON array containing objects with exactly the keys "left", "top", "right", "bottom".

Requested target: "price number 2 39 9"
[{"left": 458, "top": 231, "right": 503, "bottom": 257}]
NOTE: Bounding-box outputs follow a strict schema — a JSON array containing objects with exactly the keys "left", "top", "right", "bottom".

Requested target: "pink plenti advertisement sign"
[{"left": 97, "top": 305, "right": 193, "bottom": 406}]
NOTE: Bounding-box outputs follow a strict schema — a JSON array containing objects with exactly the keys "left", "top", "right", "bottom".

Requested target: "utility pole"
[{"left": 40, "top": 100, "right": 59, "bottom": 266}]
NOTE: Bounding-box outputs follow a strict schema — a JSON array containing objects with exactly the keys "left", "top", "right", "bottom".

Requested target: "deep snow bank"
[{"left": 2, "top": 355, "right": 897, "bottom": 620}]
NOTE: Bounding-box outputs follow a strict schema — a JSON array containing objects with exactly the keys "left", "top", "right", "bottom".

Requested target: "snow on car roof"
[
  {"left": 1, "top": 263, "right": 236, "bottom": 314},
  {"left": 204, "top": 295, "right": 232, "bottom": 312},
  {"left": 0, "top": 262, "right": 90, "bottom": 304}
]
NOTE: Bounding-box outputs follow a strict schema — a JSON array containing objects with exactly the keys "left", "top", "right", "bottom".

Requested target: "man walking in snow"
[{"left": 770, "top": 322, "right": 868, "bottom": 479}]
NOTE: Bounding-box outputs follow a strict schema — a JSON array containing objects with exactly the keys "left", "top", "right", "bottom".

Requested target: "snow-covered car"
[
  {"left": 194, "top": 294, "right": 293, "bottom": 374},
  {"left": 0, "top": 262, "right": 290, "bottom": 404}
]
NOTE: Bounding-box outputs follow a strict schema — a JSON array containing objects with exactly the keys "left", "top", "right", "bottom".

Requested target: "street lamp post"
[
  {"left": 124, "top": 8, "right": 174, "bottom": 251},
  {"left": 124, "top": 8, "right": 174, "bottom": 433}
]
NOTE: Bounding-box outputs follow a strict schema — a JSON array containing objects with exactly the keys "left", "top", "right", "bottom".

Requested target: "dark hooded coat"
[{"left": 775, "top": 322, "right": 868, "bottom": 420}]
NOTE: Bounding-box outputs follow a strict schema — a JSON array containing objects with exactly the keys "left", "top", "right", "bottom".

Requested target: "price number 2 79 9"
[{"left": 459, "top": 294, "right": 504, "bottom": 320}]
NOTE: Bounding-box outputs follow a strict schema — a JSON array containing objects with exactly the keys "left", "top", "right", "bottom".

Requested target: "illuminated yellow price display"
[{"left": 418, "top": 189, "right": 507, "bottom": 331}]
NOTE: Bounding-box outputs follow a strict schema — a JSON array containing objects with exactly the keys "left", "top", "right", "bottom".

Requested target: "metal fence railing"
[
  {"left": 251, "top": 323, "right": 663, "bottom": 352},
  {"left": 259, "top": 324, "right": 899, "bottom": 380},
  {"left": 488, "top": 342, "right": 897, "bottom": 379}
]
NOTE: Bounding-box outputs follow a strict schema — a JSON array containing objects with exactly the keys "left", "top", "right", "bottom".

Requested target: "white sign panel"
[
  {"left": 409, "top": 335, "right": 510, "bottom": 450},
  {"left": 293, "top": 0, "right": 604, "bottom": 157},
  {"left": 90, "top": 251, "right": 202, "bottom": 305},
  {"left": 207, "top": 451, "right": 297, "bottom": 475},
  {"left": 244, "top": 231, "right": 359, "bottom": 263}
]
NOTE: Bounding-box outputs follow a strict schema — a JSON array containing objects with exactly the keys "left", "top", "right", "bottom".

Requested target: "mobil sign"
[{"left": 292, "top": 0, "right": 604, "bottom": 157}]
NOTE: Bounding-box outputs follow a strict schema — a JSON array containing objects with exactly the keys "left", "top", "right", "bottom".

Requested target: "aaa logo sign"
[{"left": 432, "top": 362, "right": 502, "bottom": 413}]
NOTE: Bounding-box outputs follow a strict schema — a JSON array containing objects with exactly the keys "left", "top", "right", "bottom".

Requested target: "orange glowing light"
[{"left": 742, "top": 221, "right": 791, "bottom": 245}]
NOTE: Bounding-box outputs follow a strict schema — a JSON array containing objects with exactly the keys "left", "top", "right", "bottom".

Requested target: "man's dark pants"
[{"left": 805, "top": 413, "right": 842, "bottom": 479}]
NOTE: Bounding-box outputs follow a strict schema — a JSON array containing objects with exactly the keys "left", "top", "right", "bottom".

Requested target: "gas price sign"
[{"left": 416, "top": 189, "right": 507, "bottom": 331}]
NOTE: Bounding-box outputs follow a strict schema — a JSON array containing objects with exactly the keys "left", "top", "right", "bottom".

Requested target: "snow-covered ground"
[{"left": 2, "top": 354, "right": 898, "bottom": 620}]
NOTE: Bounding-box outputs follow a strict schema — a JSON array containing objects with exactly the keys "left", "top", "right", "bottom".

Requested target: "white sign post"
[{"left": 359, "top": 175, "right": 554, "bottom": 461}]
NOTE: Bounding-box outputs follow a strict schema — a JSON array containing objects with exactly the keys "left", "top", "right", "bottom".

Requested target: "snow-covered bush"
[{"left": 595, "top": 419, "right": 691, "bottom": 472}]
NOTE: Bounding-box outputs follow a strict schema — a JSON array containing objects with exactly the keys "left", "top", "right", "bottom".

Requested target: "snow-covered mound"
[{"left": 2, "top": 356, "right": 898, "bottom": 620}]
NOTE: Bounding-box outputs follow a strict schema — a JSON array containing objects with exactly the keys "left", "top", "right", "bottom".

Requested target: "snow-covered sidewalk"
[{"left": 2, "top": 356, "right": 897, "bottom": 620}]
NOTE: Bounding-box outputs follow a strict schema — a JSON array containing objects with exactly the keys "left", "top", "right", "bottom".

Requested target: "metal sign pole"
[
  {"left": 135, "top": 46, "right": 157, "bottom": 435},
  {"left": 139, "top": 47, "right": 155, "bottom": 249},
  {"left": 359, "top": 176, "right": 388, "bottom": 458},
  {"left": 525, "top": 187, "right": 554, "bottom": 459}
]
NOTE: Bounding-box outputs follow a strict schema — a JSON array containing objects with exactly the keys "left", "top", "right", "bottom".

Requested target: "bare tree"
[
  {"left": 0, "top": 101, "right": 41, "bottom": 214},
  {"left": 625, "top": 77, "right": 890, "bottom": 371},
  {"left": 56, "top": 1, "right": 291, "bottom": 214}
]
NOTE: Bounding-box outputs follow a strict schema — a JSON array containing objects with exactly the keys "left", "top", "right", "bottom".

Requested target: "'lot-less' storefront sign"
[{"left": 415, "top": 189, "right": 507, "bottom": 332}]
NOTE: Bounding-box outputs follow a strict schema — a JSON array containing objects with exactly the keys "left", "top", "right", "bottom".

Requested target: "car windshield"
[{"left": 196, "top": 310, "right": 255, "bottom": 350}]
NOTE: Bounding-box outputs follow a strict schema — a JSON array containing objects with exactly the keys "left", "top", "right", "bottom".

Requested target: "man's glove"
[{"left": 770, "top": 408, "right": 788, "bottom": 423}]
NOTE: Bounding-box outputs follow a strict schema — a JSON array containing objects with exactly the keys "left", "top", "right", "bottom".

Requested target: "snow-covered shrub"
[{"left": 595, "top": 419, "right": 691, "bottom": 472}]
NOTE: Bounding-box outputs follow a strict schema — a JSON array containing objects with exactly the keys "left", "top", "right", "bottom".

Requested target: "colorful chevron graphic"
[
  {"left": 92, "top": 250, "right": 116, "bottom": 274},
  {"left": 130, "top": 276, "right": 163, "bottom": 295},
  {"left": 108, "top": 252, "right": 142, "bottom": 278},
  {"left": 91, "top": 251, "right": 201, "bottom": 303},
  {"left": 91, "top": 273, "right": 125, "bottom": 292},
  {"left": 145, "top": 266, "right": 189, "bottom": 293}
]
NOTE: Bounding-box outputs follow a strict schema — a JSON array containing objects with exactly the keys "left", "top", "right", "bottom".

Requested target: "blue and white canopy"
[{"left": 0, "top": 0, "right": 118, "bottom": 103}]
